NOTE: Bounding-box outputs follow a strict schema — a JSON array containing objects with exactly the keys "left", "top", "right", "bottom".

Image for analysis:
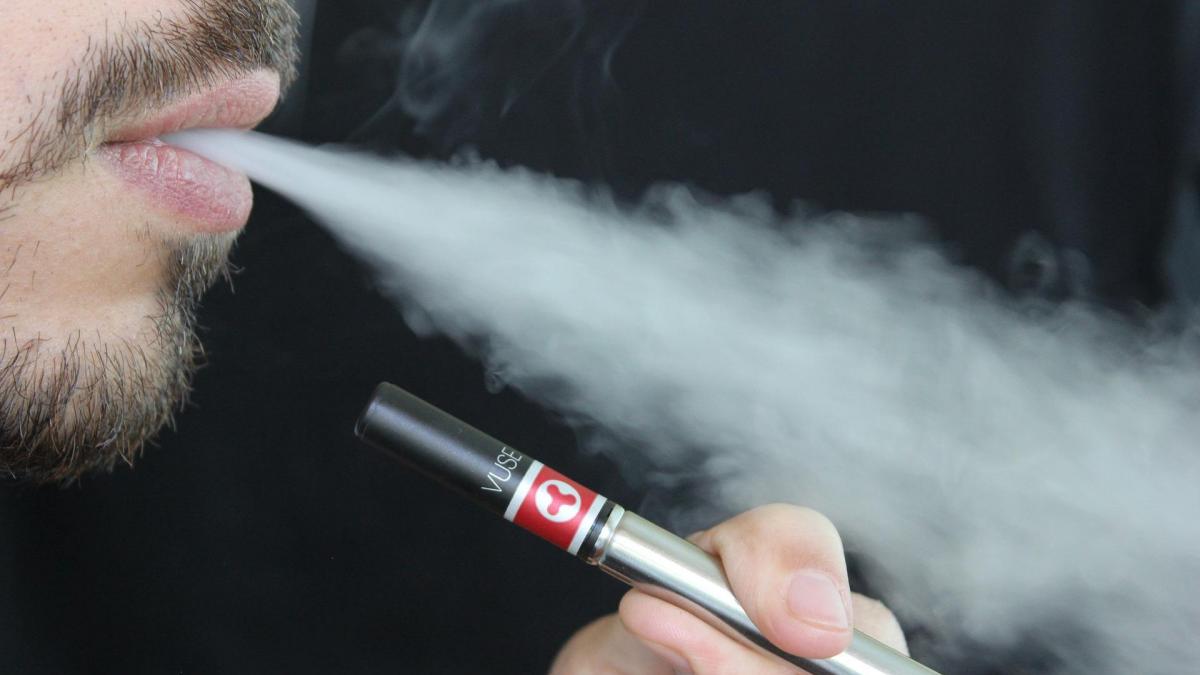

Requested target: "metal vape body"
[
  {"left": 356, "top": 383, "right": 939, "bottom": 675},
  {"left": 588, "top": 507, "right": 932, "bottom": 675}
]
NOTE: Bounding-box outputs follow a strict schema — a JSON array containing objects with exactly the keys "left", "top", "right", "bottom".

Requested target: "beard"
[
  {"left": 0, "top": 0, "right": 300, "bottom": 484},
  {"left": 0, "top": 234, "right": 236, "bottom": 484}
]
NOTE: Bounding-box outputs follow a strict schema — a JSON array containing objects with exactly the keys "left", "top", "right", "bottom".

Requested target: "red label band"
[{"left": 504, "top": 461, "right": 606, "bottom": 555}]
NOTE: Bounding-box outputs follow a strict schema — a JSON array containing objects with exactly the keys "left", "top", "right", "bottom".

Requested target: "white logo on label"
[{"left": 534, "top": 480, "right": 582, "bottom": 523}]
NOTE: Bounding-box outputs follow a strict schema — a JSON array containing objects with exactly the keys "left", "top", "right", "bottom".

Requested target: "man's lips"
[
  {"left": 104, "top": 73, "right": 282, "bottom": 143},
  {"left": 98, "top": 72, "right": 281, "bottom": 234}
]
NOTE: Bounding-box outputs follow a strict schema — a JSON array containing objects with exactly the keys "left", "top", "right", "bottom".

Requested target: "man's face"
[{"left": 0, "top": 0, "right": 299, "bottom": 482}]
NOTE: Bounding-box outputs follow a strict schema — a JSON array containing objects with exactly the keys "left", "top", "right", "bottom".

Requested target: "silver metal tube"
[{"left": 589, "top": 507, "right": 940, "bottom": 675}]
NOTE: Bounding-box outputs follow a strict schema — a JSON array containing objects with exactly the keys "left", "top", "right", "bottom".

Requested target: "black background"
[{"left": 1, "top": 2, "right": 1196, "bottom": 674}]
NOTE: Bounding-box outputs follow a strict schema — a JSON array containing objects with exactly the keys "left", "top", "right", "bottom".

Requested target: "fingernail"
[{"left": 787, "top": 570, "right": 850, "bottom": 631}]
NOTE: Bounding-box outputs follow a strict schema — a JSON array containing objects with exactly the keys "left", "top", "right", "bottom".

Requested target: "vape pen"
[{"left": 355, "top": 382, "right": 940, "bottom": 675}]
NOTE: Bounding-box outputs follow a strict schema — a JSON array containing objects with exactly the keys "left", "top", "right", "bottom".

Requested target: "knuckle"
[
  {"left": 720, "top": 504, "right": 794, "bottom": 541},
  {"left": 854, "top": 594, "right": 896, "bottom": 620},
  {"left": 731, "top": 504, "right": 843, "bottom": 554},
  {"left": 706, "top": 504, "right": 846, "bottom": 578},
  {"left": 616, "top": 590, "right": 648, "bottom": 628},
  {"left": 749, "top": 503, "right": 838, "bottom": 536},
  {"left": 750, "top": 502, "right": 806, "bottom": 522},
  {"left": 850, "top": 594, "right": 908, "bottom": 653}
]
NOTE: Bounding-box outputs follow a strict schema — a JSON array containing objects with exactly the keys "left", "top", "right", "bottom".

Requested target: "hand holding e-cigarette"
[
  {"left": 551, "top": 504, "right": 910, "bottom": 674},
  {"left": 357, "top": 383, "right": 939, "bottom": 675}
]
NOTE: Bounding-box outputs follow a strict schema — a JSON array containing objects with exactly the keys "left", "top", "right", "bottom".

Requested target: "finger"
[
  {"left": 851, "top": 593, "right": 909, "bottom": 655},
  {"left": 620, "top": 589, "right": 802, "bottom": 675},
  {"left": 617, "top": 591, "right": 911, "bottom": 674},
  {"left": 549, "top": 614, "right": 674, "bottom": 675},
  {"left": 690, "top": 504, "right": 853, "bottom": 659}
]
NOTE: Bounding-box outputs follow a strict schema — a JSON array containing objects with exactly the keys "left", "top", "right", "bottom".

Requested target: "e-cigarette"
[{"left": 355, "top": 383, "right": 940, "bottom": 675}]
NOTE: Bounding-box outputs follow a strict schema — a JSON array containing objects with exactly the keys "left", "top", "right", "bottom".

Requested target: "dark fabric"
[{"left": 1, "top": 2, "right": 1194, "bottom": 673}]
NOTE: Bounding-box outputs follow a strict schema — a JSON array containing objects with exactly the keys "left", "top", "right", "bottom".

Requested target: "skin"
[
  {"left": 0, "top": 2, "right": 198, "bottom": 402},
  {"left": 0, "top": 0, "right": 297, "bottom": 480},
  {"left": 0, "top": 0, "right": 263, "bottom": 343},
  {"left": 0, "top": 2, "right": 906, "bottom": 670}
]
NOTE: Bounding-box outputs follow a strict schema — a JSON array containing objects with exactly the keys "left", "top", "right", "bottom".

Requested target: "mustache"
[{"left": 0, "top": 0, "right": 300, "bottom": 193}]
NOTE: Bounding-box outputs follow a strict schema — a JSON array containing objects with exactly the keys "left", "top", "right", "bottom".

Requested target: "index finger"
[{"left": 690, "top": 503, "right": 855, "bottom": 659}]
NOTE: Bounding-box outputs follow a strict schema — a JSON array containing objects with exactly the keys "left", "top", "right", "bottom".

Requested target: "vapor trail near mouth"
[{"left": 173, "top": 128, "right": 1200, "bottom": 674}]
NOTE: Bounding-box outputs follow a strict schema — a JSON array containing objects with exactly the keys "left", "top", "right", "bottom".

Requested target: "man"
[{"left": 0, "top": 1, "right": 905, "bottom": 672}]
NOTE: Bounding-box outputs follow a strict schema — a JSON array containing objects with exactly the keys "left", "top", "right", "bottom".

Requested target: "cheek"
[
  {"left": 0, "top": 4, "right": 102, "bottom": 158},
  {"left": 0, "top": 0, "right": 198, "bottom": 176},
  {"left": 0, "top": 163, "right": 171, "bottom": 344}
]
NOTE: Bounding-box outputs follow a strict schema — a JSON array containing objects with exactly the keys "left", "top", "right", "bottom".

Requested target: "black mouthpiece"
[
  {"left": 355, "top": 383, "right": 613, "bottom": 557},
  {"left": 355, "top": 383, "right": 522, "bottom": 513}
]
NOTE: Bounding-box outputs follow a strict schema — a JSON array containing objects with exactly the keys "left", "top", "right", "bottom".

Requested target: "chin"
[
  {"left": 0, "top": 226, "right": 233, "bottom": 484},
  {"left": 0, "top": 310, "right": 201, "bottom": 484}
]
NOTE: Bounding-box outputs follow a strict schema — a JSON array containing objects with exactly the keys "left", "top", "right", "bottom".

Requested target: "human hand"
[{"left": 551, "top": 504, "right": 907, "bottom": 674}]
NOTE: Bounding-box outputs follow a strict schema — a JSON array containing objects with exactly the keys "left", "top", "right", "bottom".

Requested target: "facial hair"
[{"left": 0, "top": 0, "right": 300, "bottom": 484}]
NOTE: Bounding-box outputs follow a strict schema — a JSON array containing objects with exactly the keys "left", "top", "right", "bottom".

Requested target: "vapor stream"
[{"left": 173, "top": 128, "right": 1199, "bottom": 674}]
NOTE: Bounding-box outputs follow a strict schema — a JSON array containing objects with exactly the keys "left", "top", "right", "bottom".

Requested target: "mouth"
[{"left": 97, "top": 72, "right": 282, "bottom": 234}]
